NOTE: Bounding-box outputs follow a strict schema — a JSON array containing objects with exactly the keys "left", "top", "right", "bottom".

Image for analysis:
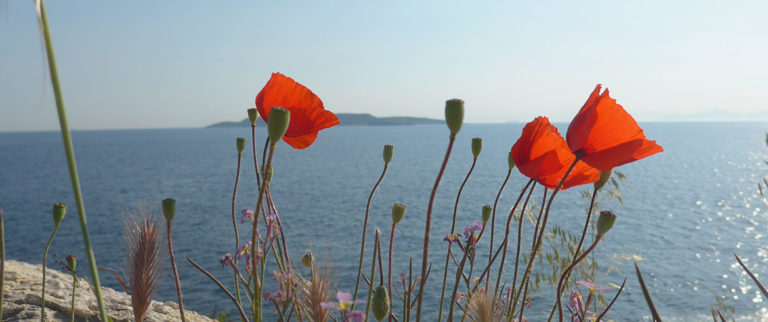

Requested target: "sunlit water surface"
[{"left": 2, "top": 122, "right": 768, "bottom": 321}]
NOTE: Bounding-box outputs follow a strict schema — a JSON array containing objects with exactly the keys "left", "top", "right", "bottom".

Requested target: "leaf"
[{"left": 634, "top": 262, "right": 662, "bottom": 321}]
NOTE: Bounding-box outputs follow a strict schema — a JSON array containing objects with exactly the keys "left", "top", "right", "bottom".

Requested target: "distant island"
[{"left": 207, "top": 113, "right": 443, "bottom": 128}]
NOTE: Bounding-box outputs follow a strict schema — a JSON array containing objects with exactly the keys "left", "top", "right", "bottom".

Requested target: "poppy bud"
[
  {"left": 383, "top": 145, "right": 394, "bottom": 165},
  {"left": 596, "top": 210, "right": 616, "bottom": 237},
  {"left": 236, "top": 137, "right": 247, "bottom": 156},
  {"left": 471, "top": 137, "right": 482, "bottom": 159},
  {"left": 301, "top": 250, "right": 313, "bottom": 268},
  {"left": 267, "top": 107, "right": 291, "bottom": 147},
  {"left": 247, "top": 108, "right": 259, "bottom": 126},
  {"left": 507, "top": 151, "right": 515, "bottom": 170},
  {"left": 391, "top": 203, "right": 406, "bottom": 225},
  {"left": 444, "top": 99, "right": 464, "bottom": 138},
  {"left": 66, "top": 254, "right": 76, "bottom": 272},
  {"left": 594, "top": 171, "right": 611, "bottom": 191},
  {"left": 481, "top": 205, "right": 492, "bottom": 224},
  {"left": 372, "top": 284, "right": 390, "bottom": 321},
  {"left": 162, "top": 198, "right": 176, "bottom": 223},
  {"left": 52, "top": 203, "right": 66, "bottom": 227}
]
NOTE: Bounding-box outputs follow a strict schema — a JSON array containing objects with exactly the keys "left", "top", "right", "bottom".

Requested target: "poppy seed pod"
[
  {"left": 372, "top": 284, "right": 390, "bottom": 321},
  {"left": 391, "top": 203, "right": 406, "bottom": 225},
  {"left": 596, "top": 210, "right": 616, "bottom": 237},
  {"left": 472, "top": 137, "right": 482, "bottom": 159},
  {"left": 247, "top": 108, "right": 259, "bottom": 126},
  {"left": 162, "top": 198, "right": 176, "bottom": 223},
  {"left": 383, "top": 145, "right": 394, "bottom": 165},
  {"left": 507, "top": 151, "right": 515, "bottom": 170},
  {"left": 301, "top": 250, "right": 313, "bottom": 268},
  {"left": 236, "top": 137, "right": 247, "bottom": 155},
  {"left": 594, "top": 171, "right": 612, "bottom": 191},
  {"left": 267, "top": 107, "right": 291, "bottom": 147},
  {"left": 52, "top": 203, "right": 66, "bottom": 227},
  {"left": 66, "top": 255, "right": 76, "bottom": 272},
  {"left": 481, "top": 205, "right": 492, "bottom": 224},
  {"left": 444, "top": 99, "right": 464, "bottom": 138}
]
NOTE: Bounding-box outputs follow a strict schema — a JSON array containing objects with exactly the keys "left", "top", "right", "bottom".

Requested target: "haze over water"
[{"left": 1, "top": 122, "right": 768, "bottom": 320}]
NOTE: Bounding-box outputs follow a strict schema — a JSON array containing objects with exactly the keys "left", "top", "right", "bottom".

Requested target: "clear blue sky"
[{"left": 1, "top": 1, "right": 767, "bottom": 131}]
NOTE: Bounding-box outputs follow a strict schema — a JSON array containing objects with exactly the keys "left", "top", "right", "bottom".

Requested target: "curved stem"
[
  {"left": 41, "top": 225, "right": 59, "bottom": 321},
  {"left": 353, "top": 163, "right": 389, "bottom": 309},
  {"left": 447, "top": 243, "right": 471, "bottom": 322},
  {"left": 553, "top": 237, "right": 601, "bottom": 321},
  {"left": 70, "top": 270, "right": 77, "bottom": 322},
  {"left": 251, "top": 125, "right": 262, "bottom": 188},
  {"left": 167, "top": 222, "right": 186, "bottom": 322},
  {"left": 251, "top": 145, "right": 276, "bottom": 322},
  {"left": 365, "top": 230, "right": 381, "bottom": 322},
  {"left": 186, "top": 256, "right": 250, "bottom": 322},
  {"left": 232, "top": 152, "right": 244, "bottom": 308},
  {"left": 495, "top": 180, "right": 534, "bottom": 295},
  {"left": 500, "top": 181, "right": 535, "bottom": 304},
  {"left": 388, "top": 223, "right": 396, "bottom": 322},
  {"left": 438, "top": 157, "right": 477, "bottom": 321},
  {"left": 416, "top": 136, "right": 456, "bottom": 321},
  {"left": 36, "top": 2, "right": 108, "bottom": 319}
]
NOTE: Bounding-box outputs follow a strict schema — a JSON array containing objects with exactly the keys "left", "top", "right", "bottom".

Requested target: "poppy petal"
[
  {"left": 255, "top": 73, "right": 339, "bottom": 149},
  {"left": 566, "top": 85, "right": 662, "bottom": 171},
  {"left": 282, "top": 132, "right": 318, "bottom": 150}
]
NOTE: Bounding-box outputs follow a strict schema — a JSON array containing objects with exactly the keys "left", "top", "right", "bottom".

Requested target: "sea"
[{"left": 1, "top": 122, "right": 768, "bottom": 321}]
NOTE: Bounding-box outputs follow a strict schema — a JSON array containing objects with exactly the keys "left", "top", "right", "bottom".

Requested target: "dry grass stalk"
[
  {"left": 466, "top": 288, "right": 498, "bottom": 322},
  {"left": 124, "top": 209, "right": 163, "bottom": 321},
  {"left": 303, "top": 262, "right": 331, "bottom": 321}
]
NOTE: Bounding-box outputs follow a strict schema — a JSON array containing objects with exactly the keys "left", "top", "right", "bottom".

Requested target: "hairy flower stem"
[
  {"left": 251, "top": 146, "right": 276, "bottom": 322},
  {"left": 511, "top": 158, "right": 579, "bottom": 318},
  {"left": 41, "top": 224, "right": 60, "bottom": 320},
  {"left": 266, "top": 191, "right": 291, "bottom": 269},
  {"left": 447, "top": 240, "right": 472, "bottom": 322},
  {"left": 553, "top": 237, "right": 601, "bottom": 322},
  {"left": 353, "top": 163, "right": 389, "bottom": 308},
  {"left": 187, "top": 256, "right": 250, "bottom": 322},
  {"left": 70, "top": 268, "right": 77, "bottom": 322},
  {"left": 416, "top": 136, "right": 456, "bottom": 321},
  {"left": 0, "top": 209, "right": 4, "bottom": 319},
  {"left": 438, "top": 156, "right": 477, "bottom": 321},
  {"left": 35, "top": 1, "right": 108, "bottom": 319},
  {"left": 388, "top": 223, "right": 397, "bottom": 322},
  {"left": 497, "top": 181, "right": 535, "bottom": 302},
  {"left": 232, "top": 151, "right": 244, "bottom": 309},
  {"left": 547, "top": 187, "right": 599, "bottom": 321},
  {"left": 251, "top": 125, "right": 263, "bottom": 188},
  {"left": 365, "top": 230, "right": 381, "bottom": 322},
  {"left": 167, "top": 221, "right": 186, "bottom": 322},
  {"left": 488, "top": 170, "right": 512, "bottom": 284}
]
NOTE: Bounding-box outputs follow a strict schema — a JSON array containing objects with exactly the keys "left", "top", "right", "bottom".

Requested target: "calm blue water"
[{"left": 2, "top": 122, "right": 768, "bottom": 321}]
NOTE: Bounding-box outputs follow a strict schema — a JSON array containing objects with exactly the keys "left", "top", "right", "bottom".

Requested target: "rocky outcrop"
[{"left": 0, "top": 260, "right": 213, "bottom": 321}]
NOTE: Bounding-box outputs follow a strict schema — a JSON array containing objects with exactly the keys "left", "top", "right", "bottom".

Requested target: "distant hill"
[
  {"left": 207, "top": 113, "right": 442, "bottom": 128},
  {"left": 665, "top": 108, "right": 768, "bottom": 122}
]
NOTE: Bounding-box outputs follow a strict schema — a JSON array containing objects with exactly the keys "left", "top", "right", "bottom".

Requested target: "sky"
[{"left": 1, "top": 1, "right": 767, "bottom": 132}]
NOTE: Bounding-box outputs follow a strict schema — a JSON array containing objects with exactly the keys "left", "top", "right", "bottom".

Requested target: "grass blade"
[
  {"left": 634, "top": 262, "right": 662, "bottom": 321},
  {"left": 734, "top": 253, "right": 768, "bottom": 299}
]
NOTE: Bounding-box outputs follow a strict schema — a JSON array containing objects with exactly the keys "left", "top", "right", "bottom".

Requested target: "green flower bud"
[
  {"left": 247, "top": 108, "right": 259, "bottom": 126},
  {"left": 508, "top": 151, "right": 516, "bottom": 170},
  {"left": 481, "top": 205, "right": 492, "bottom": 225},
  {"left": 267, "top": 107, "right": 291, "bottom": 147},
  {"left": 372, "top": 284, "right": 390, "bottom": 321},
  {"left": 471, "top": 137, "right": 482, "bottom": 159},
  {"left": 596, "top": 210, "right": 616, "bottom": 237},
  {"left": 52, "top": 203, "right": 66, "bottom": 227},
  {"left": 444, "top": 99, "right": 464, "bottom": 138},
  {"left": 383, "top": 145, "right": 394, "bottom": 165},
  {"left": 391, "top": 203, "right": 406, "bottom": 225},
  {"left": 594, "top": 171, "right": 611, "bottom": 191},
  {"left": 236, "top": 137, "right": 247, "bottom": 155},
  {"left": 162, "top": 198, "right": 176, "bottom": 223},
  {"left": 66, "top": 254, "right": 76, "bottom": 272},
  {"left": 301, "top": 250, "right": 313, "bottom": 268}
]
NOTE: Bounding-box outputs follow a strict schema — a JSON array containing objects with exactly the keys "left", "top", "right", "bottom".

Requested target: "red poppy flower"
[
  {"left": 511, "top": 117, "right": 601, "bottom": 190},
  {"left": 566, "top": 85, "right": 663, "bottom": 171},
  {"left": 255, "top": 73, "right": 340, "bottom": 149}
]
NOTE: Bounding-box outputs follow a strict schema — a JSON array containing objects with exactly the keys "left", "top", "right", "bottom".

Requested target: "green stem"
[
  {"left": 36, "top": 2, "right": 108, "bottom": 320},
  {"left": 71, "top": 270, "right": 77, "bottom": 322},
  {"left": 41, "top": 225, "right": 60, "bottom": 321},
  {"left": 353, "top": 163, "right": 389, "bottom": 309},
  {"left": 416, "top": 136, "right": 456, "bottom": 321},
  {"left": 365, "top": 230, "right": 381, "bottom": 322},
  {"left": 167, "top": 222, "right": 186, "bottom": 322},
  {"left": 251, "top": 145, "right": 276, "bottom": 322},
  {"left": 233, "top": 152, "right": 244, "bottom": 310}
]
